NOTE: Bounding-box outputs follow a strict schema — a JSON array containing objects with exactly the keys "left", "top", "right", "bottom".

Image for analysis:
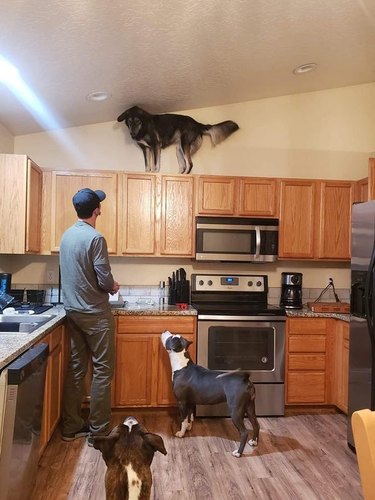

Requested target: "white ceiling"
[{"left": 1, "top": 0, "right": 375, "bottom": 136}]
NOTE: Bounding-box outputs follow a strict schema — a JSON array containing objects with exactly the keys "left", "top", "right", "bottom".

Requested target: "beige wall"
[
  {"left": 0, "top": 123, "right": 14, "bottom": 153},
  {"left": 9, "top": 82, "right": 375, "bottom": 289},
  {"left": 15, "top": 83, "right": 374, "bottom": 179},
  {"left": 2, "top": 254, "right": 350, "bottom": 290}
]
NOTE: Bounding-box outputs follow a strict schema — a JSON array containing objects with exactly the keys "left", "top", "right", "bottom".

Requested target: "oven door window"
[{"left": 207, "top": 325, "right": 274, "bottom": 371}]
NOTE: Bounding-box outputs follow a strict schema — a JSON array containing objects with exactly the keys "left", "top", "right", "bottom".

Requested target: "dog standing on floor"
[
  {"left": 92, "top": 416, "right": 167, "bottom": 500},
  {"left": 161, "top": 331, "right": 260, "bottom": 457},
  {"left": 117, "top": 106, "right": 239, "bottom": 174}
]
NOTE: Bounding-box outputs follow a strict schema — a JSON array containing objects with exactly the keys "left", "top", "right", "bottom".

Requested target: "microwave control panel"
[{"left": 192, "top": 274, "right": 266, "bottom": 292}]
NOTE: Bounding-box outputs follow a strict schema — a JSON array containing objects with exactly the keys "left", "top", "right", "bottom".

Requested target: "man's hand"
[{"left": 110, "top": 281, "right": 120, "bottom": 295}]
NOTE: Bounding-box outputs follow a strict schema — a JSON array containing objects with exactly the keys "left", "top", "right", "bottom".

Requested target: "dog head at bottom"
[
  {"left": 161, "top": 331, "right": 192, "bottom": 353},
  {"left": 93, "top": 416, "right": 167, "bottom": 464},
  {"left": 93, "top": 417, "right": 167, "bottom": 500}
]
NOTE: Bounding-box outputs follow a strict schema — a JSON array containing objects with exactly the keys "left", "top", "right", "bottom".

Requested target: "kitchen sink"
[{"left": 0, "top": 314, "right": 57, "bottom": 333}]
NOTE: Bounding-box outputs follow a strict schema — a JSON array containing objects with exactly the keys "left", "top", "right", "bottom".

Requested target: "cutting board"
[{"left": 307, "top": 302, "right": 350, "bottom": 313}]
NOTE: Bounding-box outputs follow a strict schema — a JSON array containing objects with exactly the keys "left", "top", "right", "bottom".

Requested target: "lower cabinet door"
[
  {"left": 287, "top": 372, "right": 326, "bottom": 404},
  {"left": 39, "top": 326, "right": 64, "bottom": 457},
  {"left": 114, "top": 335, "right": 153, "bottom": 406}
]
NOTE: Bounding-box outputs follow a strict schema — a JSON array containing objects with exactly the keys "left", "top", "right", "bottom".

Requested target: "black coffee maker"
[{"left": 280, "top": 272, "right": 303, "bottom": 309}]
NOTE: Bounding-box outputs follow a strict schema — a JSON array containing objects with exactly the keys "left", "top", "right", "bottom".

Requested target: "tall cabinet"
[
  {"left": 279, "top": 180, "right": 318, "bottom": 259},
  {"left": 50, "top": 170, "right": 118, "bottom": 253},
  {"left": 0, "top": 154, "right": 42, "bottom": 254}
]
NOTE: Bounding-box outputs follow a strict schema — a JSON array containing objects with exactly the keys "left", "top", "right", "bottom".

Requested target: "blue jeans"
[{"left": 62, "top": 310, "right": 115, "bottom": 436}]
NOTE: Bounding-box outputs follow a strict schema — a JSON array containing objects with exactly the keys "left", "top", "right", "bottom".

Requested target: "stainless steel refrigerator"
[{"left": 347, "top": 200, "right": 375, "bottom": 449}]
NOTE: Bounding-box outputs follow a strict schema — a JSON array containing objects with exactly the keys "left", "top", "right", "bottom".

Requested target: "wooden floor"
[{"left": 31, "top": 408, "right": 363, "bottom": 500}]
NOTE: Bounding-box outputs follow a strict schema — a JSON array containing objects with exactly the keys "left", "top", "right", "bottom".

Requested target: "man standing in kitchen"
[{"left": 59, "top": 188, "right": 119, "bottom": 446}]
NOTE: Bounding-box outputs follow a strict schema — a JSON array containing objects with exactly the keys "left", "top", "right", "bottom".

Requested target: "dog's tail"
[{"left": 204, "top": 120, "right": 239, "bottom": 146}]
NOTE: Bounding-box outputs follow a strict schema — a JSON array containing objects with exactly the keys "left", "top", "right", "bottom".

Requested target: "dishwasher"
[{"left": 0, "top": 343, "right": 49, "bottom": 500}]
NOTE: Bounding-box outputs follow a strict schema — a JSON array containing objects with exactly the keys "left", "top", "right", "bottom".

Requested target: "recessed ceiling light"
[
  {"left": 86, "top": 91, "right": 111, "bottom": 102},
  {"left": 293, "top": 63, "right": 317, "bottom": 75}
]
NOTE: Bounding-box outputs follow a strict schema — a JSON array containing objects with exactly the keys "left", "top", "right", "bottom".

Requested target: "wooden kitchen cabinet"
[
  {"left": 38, "top": 324, "right": 64, "bottom": 457},
  {"left": 0, "top": 154, "right": 42, "bottom": 254},
  {"left": 237, "top": 177, "right": 280, "bottom": 217},
  {"left": 286, "top": 318, "right": 329, "bottom": 404},
  {"left": 331, "top": 320, "right": 349, "bottom": 414},
  {"left": 197, "top": 175, "right": 279, "bottom": 217},
  {"left": 355, "top": 177, "right": 368, "bottom": 202},
  {"left": 160, "top": 175, "right": 195, "bottom": 256},
  {"left": 119, "top": 174, "right": 195, "bottom": 257},
  {"left": 115, "top": 315, "right": 196, "bottom": 407},
  {"left": 279, "top": 179, "right": 318, "bottom": 259},
  {"left": 317, "top": 181, "right": 354, "bottom": 260},
  {"left": 279, "top": 178, "right": 354, "bottom": 261},
  {"left": 119, "top": 173, "right": 156, "bottom": 254},
  {"left": 197, "top": 176, "right": 237, "bottom": 214},
  {"left": 50, "top": 170, "right": 118, "bottom": 253}
]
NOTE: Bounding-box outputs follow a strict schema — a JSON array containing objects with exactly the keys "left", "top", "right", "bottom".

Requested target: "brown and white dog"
[
  {"left": 117, "top": 106, "right": 239, "bottom": 174},
  {"left": 161, "top": 331, "right": 260, "bottom": 458},
  {"left": 92, "top": 416, "right": 167, "bottom": 500}
]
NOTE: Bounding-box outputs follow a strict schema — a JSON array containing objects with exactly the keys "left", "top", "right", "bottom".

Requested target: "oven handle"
[{"left": 197, "top": 314, "right": 286, "bottom": 321}]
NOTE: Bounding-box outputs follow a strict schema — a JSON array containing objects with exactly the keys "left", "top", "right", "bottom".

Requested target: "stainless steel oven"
[{"left": 191, "top": 274, "right": 286, "bottom": 417}]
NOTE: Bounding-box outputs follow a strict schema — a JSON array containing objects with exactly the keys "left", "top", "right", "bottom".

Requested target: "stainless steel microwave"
[{"left": 195, "top": 216, "right": 278, "bottom": 262}]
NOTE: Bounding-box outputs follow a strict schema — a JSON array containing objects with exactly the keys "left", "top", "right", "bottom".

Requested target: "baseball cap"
[{"left": 72, "top": 188, "right": 106, "bottom": 214}]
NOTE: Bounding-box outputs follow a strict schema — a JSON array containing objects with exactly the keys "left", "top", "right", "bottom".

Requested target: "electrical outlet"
[{"left": 47, "top": 271, "right": 55, "bottom": 283}]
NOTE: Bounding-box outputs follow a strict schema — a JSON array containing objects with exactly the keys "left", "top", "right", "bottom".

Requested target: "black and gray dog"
[
  {"left": 161, "top": 331, "right": 260, "bottom": 457},
  {"left": 117, "top": 106, "right": 239, "bottom": 174}
]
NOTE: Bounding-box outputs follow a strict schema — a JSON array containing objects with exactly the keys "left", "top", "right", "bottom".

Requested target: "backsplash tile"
[{"left": 14, "top": 284, "right": 350, "bottom": 307}]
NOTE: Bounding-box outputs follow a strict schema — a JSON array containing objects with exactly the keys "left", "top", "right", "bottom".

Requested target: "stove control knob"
[
  {"left": 199, "top": 280, "right": 204, "bottom": 286},
  {"left": 207, "top": 280, "right": 213, "bottom": 286},
  {"left": 256, "top": 280, "right": 262, "bottom": 287},
  {"left": 248, "top": 280, "right": 253, "bottom": 287}
]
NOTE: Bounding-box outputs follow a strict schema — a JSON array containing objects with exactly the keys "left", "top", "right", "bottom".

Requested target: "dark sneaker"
[{"left": 62, "top": 425, "right": 90, "bottom": 442}]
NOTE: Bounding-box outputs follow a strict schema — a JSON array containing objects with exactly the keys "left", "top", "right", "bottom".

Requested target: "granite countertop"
[
  {"left": 286, "top": 307, "right": 350, "bottom": 322},
  {"left": 1, "top": 302, "right": 349, "bottom": 370},
  {"left": 112, "top": 304, "right": 197, "bottom": 316},
  {"left": 0, "top": 306, "right": 66, "bottom": 370},
  {"left": 0, "top": 304, "right": 197, "bottom": 370}
]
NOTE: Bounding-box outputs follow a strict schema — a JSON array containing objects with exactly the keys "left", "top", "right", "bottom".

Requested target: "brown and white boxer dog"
[
  {"left": 92, "top": 416, "right": 167, "bottom": 499},
  {"left": 161, "top": 330, "right": 260, "bottom": 457}
]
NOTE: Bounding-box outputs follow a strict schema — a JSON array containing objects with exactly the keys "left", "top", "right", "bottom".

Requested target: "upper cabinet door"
[
  {"left": 197, "top": 176, "right": 236, "bottom": 214},
  {"left": 160, "top": 176, "right": 195, "bottom": 256},
  {"left": 237, "top": 177, "right": 280, "bottom": 217},
  {"left": 0, "top": 154, "right": 42, "bottom": 254},
  {"left": 317, "top": 181, "right": 354, "bottom": 260},
  {"left": 119, "top": 173, "right": 156, "bottom": 255},
  {"left": 26, "top": 159, "right": 43, "bottom": 253},
  {"left": 354, "top": 178, "right": 368, "bottom": 202},
  {"left": 50, "top": 171, "right": 118, "bottom": 253},
  {"left": 279, "top": 179, "right": 318, "bottom": 259}
]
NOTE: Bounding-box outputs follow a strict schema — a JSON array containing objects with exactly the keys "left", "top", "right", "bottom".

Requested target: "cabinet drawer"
[
  {"left": 287, "top": 318, "right": 327, "bottom": 334},
  {"left": 288, "top": 354, "right": 325, "bottom": 370},
  {"left": 287, "top": 372, "right": 326, "bottom": 403},
  {"left": 117, "top": 316, "right": 196, "bottom": 334},
  {"left": 288, "top": 335, "right": 326, "bottom": 353}
]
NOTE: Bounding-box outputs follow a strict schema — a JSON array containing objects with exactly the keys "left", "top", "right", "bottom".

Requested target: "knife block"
[{"left": 168, "top": 280, "right": 190, "bottom": 305}]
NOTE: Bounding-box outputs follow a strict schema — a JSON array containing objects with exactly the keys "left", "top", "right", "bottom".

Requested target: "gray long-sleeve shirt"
[{"left": 59, "top": 221, "right": 115, "bottom": 313}]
